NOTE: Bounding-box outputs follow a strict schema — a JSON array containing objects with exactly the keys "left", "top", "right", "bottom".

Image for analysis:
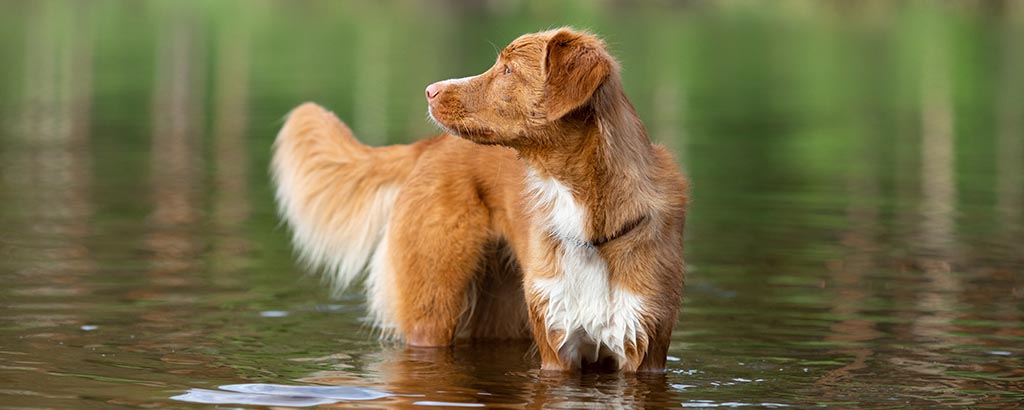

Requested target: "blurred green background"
[
  {"left": 1, "top": 1, "right": 1022, "bottom": 408},
  {"left": 1, "top": 0, "right": 1021, "bottom": 235}
]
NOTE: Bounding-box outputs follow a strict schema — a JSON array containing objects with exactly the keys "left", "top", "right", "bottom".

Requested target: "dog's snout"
[{"left": 425, "top": 82, "right": 443, "bottom": 100}]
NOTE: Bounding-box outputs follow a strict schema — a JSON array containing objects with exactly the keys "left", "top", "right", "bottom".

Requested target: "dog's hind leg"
[
  {"left": 467, "top": 241, "right": 530, "bottom": 340},
  {"left": 385, "top": 171, "right": 493, "bottom": 347}
]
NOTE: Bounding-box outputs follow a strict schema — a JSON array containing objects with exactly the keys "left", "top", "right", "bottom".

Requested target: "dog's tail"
[{"left": 271, "top": 102, "right": 420, "bottom": 296}]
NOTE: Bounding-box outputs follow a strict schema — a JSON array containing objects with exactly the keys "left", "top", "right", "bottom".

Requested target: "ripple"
[
  {"left": 170, "top": 389, "right": 338, "bottom": 407},
  {"left": 680, "top": 401, "right": 790, "bottom": 408},
  {"left": 170, "top": 384, "right": 393, "bottom": 407},
  {"left": 220, "top": 383, "right": 391, "bottom": 400},
  {"left": 413, "top": 401, "right": 485, "bottom": 407}
]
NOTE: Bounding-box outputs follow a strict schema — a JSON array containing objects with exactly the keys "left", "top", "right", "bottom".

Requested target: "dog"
[{"left": 272, "top": 28, "right": 688, "bottom": 372}]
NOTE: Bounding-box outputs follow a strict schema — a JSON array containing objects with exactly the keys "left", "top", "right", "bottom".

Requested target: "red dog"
[{"left": 272, "top": 28, "right": 688, "bottom": 372}]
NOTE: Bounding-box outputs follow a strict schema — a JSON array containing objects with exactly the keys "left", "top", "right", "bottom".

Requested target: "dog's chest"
[{"left": 525, "top": 170, "right": 645, "bottom": 366}]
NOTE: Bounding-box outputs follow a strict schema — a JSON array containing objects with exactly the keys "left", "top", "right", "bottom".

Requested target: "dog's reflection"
[{"left": 296, "top": 343, "right": 675, "bottom": 409}]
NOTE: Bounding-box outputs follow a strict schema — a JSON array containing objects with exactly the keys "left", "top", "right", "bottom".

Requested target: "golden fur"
[{"left": 272, "top": 28, "right": 688, "bottom": 372}]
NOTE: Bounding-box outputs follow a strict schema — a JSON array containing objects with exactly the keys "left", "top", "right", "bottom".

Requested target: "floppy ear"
[{"left": 543, "top": 30, "right": 611, "bottom": 122}]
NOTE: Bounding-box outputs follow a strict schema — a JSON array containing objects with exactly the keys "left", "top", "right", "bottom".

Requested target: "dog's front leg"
[
  {"left": 610, "top": 236, "right": 687, "bottom": 373},
  {"left": 524, "top": 292, "right": 570, "bottom": 371}
]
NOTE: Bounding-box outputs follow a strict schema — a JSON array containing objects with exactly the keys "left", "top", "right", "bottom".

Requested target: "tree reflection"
[
  {"left": 210, "top": 11, "right": 253, "bottom": 280},
  {"left": 5, "top": 0, "right": 96, "bottom": 330},
  {"left": 136, "top": 6, "right": 207, "bottom": 351},
  {"left": 145, "top": 9, "right": 205, "bottom": 278}
]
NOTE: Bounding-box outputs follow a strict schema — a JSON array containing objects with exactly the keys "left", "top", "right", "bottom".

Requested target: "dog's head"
[{"left": 426, "top": 28, "right": 616, "bottom": 146}]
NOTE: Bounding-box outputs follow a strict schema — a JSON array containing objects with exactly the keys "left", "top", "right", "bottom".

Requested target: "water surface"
[{"left": 1, "top": 1, "right": 1022, "bottom": 409}]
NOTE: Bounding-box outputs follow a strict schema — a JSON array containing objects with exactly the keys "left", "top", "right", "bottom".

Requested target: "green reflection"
[{"left": 0, "top": 1, "right": 1022, "bottom": 409}]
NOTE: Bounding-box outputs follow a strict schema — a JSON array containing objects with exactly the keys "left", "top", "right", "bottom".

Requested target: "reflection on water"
[
  {"left": 210, "top": 12, "right": 253, "bottom": 278},
  {"left": 996, "top": 0, "right": 1024, "bottom": 261},
  {"left": 146, "top": 8, "right": 204, "bottom": 278},
  {"left": 172, "top": 383, "right": 393, "bottom": 406},
  {"left": 1, "top": 1, "right": 1023, "bottom": 409},
  {"left": 3, "top": 0, "right": 94, "bottom": 340}
]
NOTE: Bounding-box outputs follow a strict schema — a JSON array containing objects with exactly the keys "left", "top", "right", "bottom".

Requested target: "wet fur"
[{"left": 272, "top": 28, "right": 688, "bottom": 372}]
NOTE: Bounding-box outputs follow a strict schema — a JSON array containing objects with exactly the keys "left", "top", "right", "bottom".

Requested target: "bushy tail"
[{"left": 271, "top": 102, "right": 419, "bottom": 294}]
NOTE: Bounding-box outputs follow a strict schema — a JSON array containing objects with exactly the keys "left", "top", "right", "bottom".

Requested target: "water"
[{"left": 1, "top": 1, "right": 1023, "bottom": 408}]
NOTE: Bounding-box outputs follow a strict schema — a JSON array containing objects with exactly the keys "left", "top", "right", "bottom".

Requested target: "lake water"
[{"left": 1, "top": 1, "right": 1022, "bottom": 409}]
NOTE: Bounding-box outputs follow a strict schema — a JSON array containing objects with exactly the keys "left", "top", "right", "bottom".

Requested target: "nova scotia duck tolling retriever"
[{"left": 272, "top": 27, "right": 689, "bottom": 372}]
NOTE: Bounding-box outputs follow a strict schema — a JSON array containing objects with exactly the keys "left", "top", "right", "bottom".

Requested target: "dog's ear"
[{"left": 543, "top": 30, "right": 611, "bottom": 122}]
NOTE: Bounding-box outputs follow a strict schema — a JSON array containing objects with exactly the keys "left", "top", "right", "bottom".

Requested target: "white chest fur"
[{"left": 525, "top": 169, "right": 646, "bottom": 368}]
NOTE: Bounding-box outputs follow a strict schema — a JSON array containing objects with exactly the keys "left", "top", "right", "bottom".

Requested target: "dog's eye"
[{"left": 503, "top": 65, "right": 512, "bottom": 75}]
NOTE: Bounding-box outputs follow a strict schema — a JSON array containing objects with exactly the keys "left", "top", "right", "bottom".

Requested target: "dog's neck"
[{"left": 518, "top": 79, "right": 656, "bottom": 241}]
